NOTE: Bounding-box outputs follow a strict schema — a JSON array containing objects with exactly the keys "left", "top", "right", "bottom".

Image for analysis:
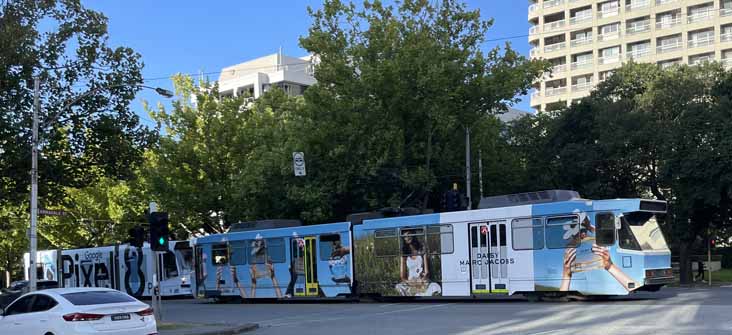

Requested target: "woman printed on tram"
[
  {"left": 561, "top": 216, "right": 637, "bottom": 292},
  {"left": 395, "top": 229, "right": 441, "bottom": 296}
]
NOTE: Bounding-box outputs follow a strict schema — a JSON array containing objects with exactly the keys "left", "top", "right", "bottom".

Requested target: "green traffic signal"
[{"left": 159, "top": 237, "right": 165, "bottom": 245}]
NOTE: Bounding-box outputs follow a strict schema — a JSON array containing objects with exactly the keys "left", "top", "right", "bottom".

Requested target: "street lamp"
[{"left": 28, "top": 79, "right": 173, "bottom": 292}]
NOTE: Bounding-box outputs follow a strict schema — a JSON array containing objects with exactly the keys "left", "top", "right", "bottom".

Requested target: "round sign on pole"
[{"left": 293, "top": 152, "right": 306, "bottom": 176}]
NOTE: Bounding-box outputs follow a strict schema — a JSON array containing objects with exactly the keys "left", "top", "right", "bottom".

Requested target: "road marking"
[{"left": 526, "top": 330, "right": 561, "bottom": 335}]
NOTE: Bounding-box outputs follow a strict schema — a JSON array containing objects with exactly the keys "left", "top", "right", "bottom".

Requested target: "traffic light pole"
[{"left": 152, "top": 251, "right": 163, "bottom": 322}]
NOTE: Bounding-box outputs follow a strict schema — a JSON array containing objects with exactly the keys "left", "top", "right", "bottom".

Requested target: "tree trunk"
[{"left": 679, "top": 242, "right": 693, "bottom": 285}]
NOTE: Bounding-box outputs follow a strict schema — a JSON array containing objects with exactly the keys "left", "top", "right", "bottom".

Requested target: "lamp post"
[{"left": 28, "top": 79, "right": 173, "bottom": 292}]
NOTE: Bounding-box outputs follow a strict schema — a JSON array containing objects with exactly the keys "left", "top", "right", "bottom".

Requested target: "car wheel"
[{"left": 45, "top": 332, "right": 54, "bottom": 335}]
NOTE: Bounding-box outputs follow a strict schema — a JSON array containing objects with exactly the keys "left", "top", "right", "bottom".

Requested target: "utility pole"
[
  {"left": 465, "top": 127, "right": 471, "bottom": 210},
  {"left": 29, "top": 77, "right": 40, "bottom": 292},
  {"left": 478, "top": 149, "right": 484, "bottom": 200},
  {"left": 708, "top": 228, "right": 712, "bottom": 286}
]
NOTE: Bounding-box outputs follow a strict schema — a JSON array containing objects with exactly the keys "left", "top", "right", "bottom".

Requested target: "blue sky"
[{"left": 84, "top": 1, "right": 530, "bottom": 126}]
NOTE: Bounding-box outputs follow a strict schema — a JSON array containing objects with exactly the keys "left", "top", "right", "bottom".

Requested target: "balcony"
[
  {"left": 597, "top": 31, "right": 620, "bottom": 42},
  {"left": 688, "top": 35, "right": 715, "bottom": 48},
  {"left": 655, "top": 17, "right": 681, "bottom": 29},
  {"left": 722, "top": 32, "right": 732, "bottom": 43},
  {"left": 722, "top": 8, "right": 732, "bottom": 17},
  {"left": 570, "top": 59, "right": 593, "bottom": 70},
  {"left": 570, "top": 14, "right": 592, "bottom": 25},
  {"left": 626, "top": 0, "right": 650, "bottom": 11},
  {"left": 529, "top": 3, "right": 539, "bottom": 13},
  {"left": 551, "top": 63, "right": 567, "bottom": 73},
  {"left": 545, "top": 86, "right": 567, "bottom": 97},
  {"left": 543, "top": 0, "right": 565, "bottom": 9},
  {"left": 598, "top": 7, "right": 619, "bottom": 19},
  {"left": 655, "top": 0, "right": 678, "bottom": 5},
  {"left": 656, "top": 41, "right": 682, "bottom": 54},
  {"left": 598, "top": 54, "right": 621, "bottom": 65},
  {"left": 627, "top": 48, "right": 651, "bottom": 60},
  {"left": 530, "top": 47, "right": 540, "bottom": 57},
  {"left": 687, "top": 10, "right": 714, "bottom": 24},
  {"left": 572, "top": 81, "right": 594, "bottom": 92},
  {"left": 530, "top": 25, "right": 541, "bottom": 35},
  {"left": 544, "top": 42, "right": 567, "bottom": 53},
  {"left": 570, "top": 37, "right": 593, "bottom": 47},
  {"left": 627, "top": 22, "right": 650, "bottom": 35},
  {"left": 722, "top": 58, "right": 732, "bottom": 69},
  {"left": 544, "top": 20, "right": 566, "bottom": 32},
  {"left": 531, "top": 90, "right": 542, "bottom": 99}
]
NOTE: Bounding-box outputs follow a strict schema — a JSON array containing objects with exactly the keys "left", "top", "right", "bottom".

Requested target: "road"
[{"left": 160, "top": 287, "right": 732, "bottom": 335}]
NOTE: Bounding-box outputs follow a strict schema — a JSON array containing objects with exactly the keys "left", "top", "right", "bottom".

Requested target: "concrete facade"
[
  {"left": 529, "top": 0, "right": 732, "bottom": 111},
  {"left": 217, "top": 52, "right": 316, "bottom": 99}
]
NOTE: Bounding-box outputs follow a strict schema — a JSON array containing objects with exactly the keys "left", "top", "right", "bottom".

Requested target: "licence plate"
[{"left": 111, "top": 314, "right": 131, "bottom": 321}]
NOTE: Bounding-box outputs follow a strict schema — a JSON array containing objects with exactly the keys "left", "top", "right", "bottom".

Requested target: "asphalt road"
[{"left": 160, "top": 287, "right": 732, "bottom": 335}]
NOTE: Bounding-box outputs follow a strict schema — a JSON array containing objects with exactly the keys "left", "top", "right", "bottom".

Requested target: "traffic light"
[
  {"left": 128, "top": 226, "right": 145, "bottom": 248},
  {"left": 148, "top": 212, "right": 169, "bottom": 252}
]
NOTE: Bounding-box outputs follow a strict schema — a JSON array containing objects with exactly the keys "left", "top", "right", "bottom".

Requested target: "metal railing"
[
  {"left": 544, "top": 42, "right": 567, "bottom": 53},
  {"left": 722, "top": 58, "right": 732, "bottom": 69},
  {"left": 544, "top": 20, "right": 566, "bottom": 32},
  {"left": 687, "top": 10, "right": 714, "bottom": 24},
  {"left": 543, "top": 0, "right": 565, "bottom": 9},
  {"left": 655, "top": 17, "right": 681, "bottom": 29},
  {"left": 572, "top": 81, "right": 594, "bottom": 92},
  {"left": 570, "top": 37, "right": 593, "bottom": 47},
  {"left": 530, "top": 25, "right": 541, "bottom": 35},
  {"left": 530, "top": 47, "right": 540, "bottom": 57},
  {"left": 570, "top": 13, "right": 592, "bottom": 25},
  {"left": 688, "top": 35, "right": 715, "bottom": 48},
  {"left": 551, "top": 64, "right": 567, "bottom": 74},
  {"left": 721, "top": 32, "right": 732, "bottom": 43},
  {"left": 655, "top": 0, "right": 678, "bottom": 5},
  {"left": 570, "top": 59, "right": 593, "bottom": 70},
  {"left": 529, "top": 3, "right": 539, "bottom": 13},
  {"left": 626, "top": 22, "right": 650, "bottom": 35},
  {"left": 597, "top": 31, "right": 620, "bottom": 42},
  {"left": 722, "top": 8, "right": 732, "bottom": 17},
  {"left": 626, "top": 48, "right": 651, "bottom": 59},
  {"left": 597, "top": 55, "right": 621, "bottom": 65},
  {"left": 626, "top": 0, "right": 650, "bottom": 11},
  {"left": 598, "top": 7, "right": 619, "bottom": 19},
  {"left": 656, "top": 41, "right": 682, "bottom": 54},
  {"left": 545, "top": 86, "right": 567, "bottom": 97}
]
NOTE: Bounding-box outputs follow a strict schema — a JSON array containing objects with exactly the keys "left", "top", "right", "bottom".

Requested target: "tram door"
[
  {"left": 469, "top": 223, "right": 490, "bottom": 294},
  {"left": 291, "top": 237, "right": 319, "bottom": 296},
  {"left": 488, "top": 221, "right": 508, "bottom": 293}
]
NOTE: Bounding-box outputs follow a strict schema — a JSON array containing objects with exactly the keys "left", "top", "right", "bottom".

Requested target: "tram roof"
[{"left": 194, "top": 221, "right": 351, "bottom": 244}]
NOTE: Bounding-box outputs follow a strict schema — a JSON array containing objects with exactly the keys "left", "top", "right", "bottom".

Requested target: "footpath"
[{"left": 158, "top": 322, "right": 258, "bottom": 335}]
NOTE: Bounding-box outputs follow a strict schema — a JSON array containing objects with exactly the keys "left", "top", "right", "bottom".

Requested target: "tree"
[
  {"left": 0, "top": 0, "right": 155, "bottom": 207},
  {"left": 145, "top": 76, "right": 306, "bottom": 233},
  {"left": 298, "top": 0, "right": 548, "bottom": 217}
]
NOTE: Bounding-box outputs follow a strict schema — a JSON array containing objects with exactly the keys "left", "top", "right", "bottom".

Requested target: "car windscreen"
[
  {"left": 622, "top": 211, "right": 669, "bottom": 251},
  {"left": 62, "top": 291, "right": 137, "bottom": 306}
]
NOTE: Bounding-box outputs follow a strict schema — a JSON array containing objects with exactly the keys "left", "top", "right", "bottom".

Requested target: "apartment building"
[
  {"left": 528, "top": 0, "right": 732, "bottom": 111},
  {"left": 217, "top": 51, "right": 316, "bottom": 99}
]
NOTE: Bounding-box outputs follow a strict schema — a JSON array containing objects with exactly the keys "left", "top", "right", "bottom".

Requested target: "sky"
[{"left": 84, "top": 1, "right": 531, "bottom": 126}]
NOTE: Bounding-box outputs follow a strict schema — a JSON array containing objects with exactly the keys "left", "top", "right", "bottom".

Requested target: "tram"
[
  {"left": 192, "top": 190, "right": 674, "bottom": 300},
  {"left": 24, "top": 240, "right": 194, "bottom": 298}
]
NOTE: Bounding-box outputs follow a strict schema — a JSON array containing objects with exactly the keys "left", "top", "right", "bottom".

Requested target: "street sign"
[
  {"left": 293, "top": 152, "right": 306, "bottom": 176},
  {"left": 38, "top": 209, "right": 66, "bottom": 217}
]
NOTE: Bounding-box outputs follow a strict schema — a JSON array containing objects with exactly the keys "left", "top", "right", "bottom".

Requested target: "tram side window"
[
  {"left": 211, "top": 243, "right": 229, "bottom": 265},
  {"left": 249, "top": 238, "right": 286, "bottom": 264},
  {"left": 512, "top": 218, "right": 544, "bottom": 250},
  {"left": 619, "top": 217, "right": 642, "bottom": 250},
  {"left": 266, "top": 238, "right": 286, "bottom": 263},
  {"left": 320, "top": 234, "right": 344, "bottom": 260},
  {"left": 163, "top": 251, "right": 178, "bottom": 278},
  {"left": 426, "top": 225, "right": 454, "bottom": 254},
  {"left": 229, "top": 241, "right": 248, "bottom": 265},
  {"left": 546, "top": 216, "right": 580, "bottom": 249},
  {"left": 374, "top": 229, "right": 399, "bottom": 257},
  {"left": 595, "top": 213, "right": 616, "bottom": 246}
]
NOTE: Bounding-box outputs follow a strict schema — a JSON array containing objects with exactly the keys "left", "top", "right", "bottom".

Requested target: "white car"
[{"left": 0, "top": 287, "right": 157, "bottom": 335}]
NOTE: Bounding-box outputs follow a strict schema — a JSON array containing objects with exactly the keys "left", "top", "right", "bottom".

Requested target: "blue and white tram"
[
  {"left": 354, "top": 191, "right": 673, "bottom": 297},
  {"left": 192, "top": 221, "right": 353, "bottom": 299},
  {"left": 192, "top": 190, "right": 673, "bottom": 300}
]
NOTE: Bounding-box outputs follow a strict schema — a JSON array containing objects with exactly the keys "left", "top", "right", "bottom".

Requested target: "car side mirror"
[{"left": 615, "top": 215, "right": 622, "bottom": 230}]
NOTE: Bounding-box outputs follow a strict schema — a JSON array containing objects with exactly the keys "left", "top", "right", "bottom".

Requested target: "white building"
[{"left": 217, "top": 50, "right": 316, "bottom": 98}]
